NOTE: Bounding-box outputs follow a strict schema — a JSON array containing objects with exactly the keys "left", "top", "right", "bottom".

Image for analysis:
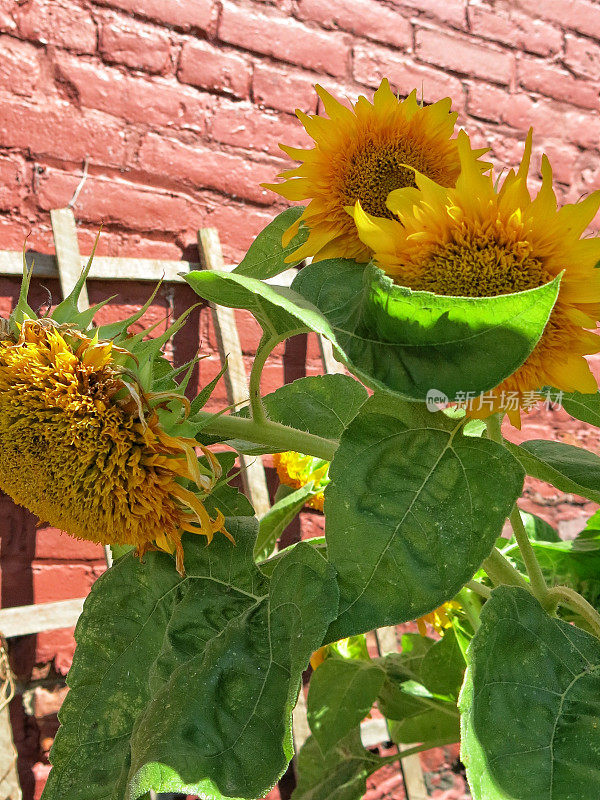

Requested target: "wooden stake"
[
  {"left": 197, "top": 228, "right": 271, "bottom": 519},
  {"left": 50, "top": 207, "right": 89, "bottom": 311}
]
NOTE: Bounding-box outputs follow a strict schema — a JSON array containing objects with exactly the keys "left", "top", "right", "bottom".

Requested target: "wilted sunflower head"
[
  {"left": 0, "top": 257, "right": 231, "bottom": 575},
  {"left": 354, "top": 130, "right": 600, "bottom": 426},
  {"left": 263, "top": 79, "right": 486, "bottom": 263},
  {"left": 273, "top": 451, "right": 329, "bottom": 511}
]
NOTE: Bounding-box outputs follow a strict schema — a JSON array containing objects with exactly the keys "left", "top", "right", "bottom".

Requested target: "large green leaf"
[
  {"left": 233, "top": 207, "right": 307, "bottom": 279},
  {"left": 43, "top": 519, "right": 339, "bottom": 800},
  {"left": 306, "top": 658, "right": 385, "bottom": 755},
  {"left": 420, "top": 628, "right": 466, "bottom": 698},
  {"left": 388, "top": 705, "right": 460, "bottom": 745},
  {"left": 292, "top": 260, "right": 561, "bottom": 401},
  {"left": 254, "top": 483, "right": 317, "bottom": 560},
  {"left": 185, "top": 269, "right": 338, "bottom": 343},
  {"left": 376, "top": 640, "right": 460, "bottom": 745},
  {"left": 460, "top": 586, "right": 600, "bottom": 800},
  {"left": 291, "top": 731, "right": 383, "bottom": 800},
  {"left": 560, "top": 390, "right": 600, "bottom": 427},
  {"left": 502, "top": 537, "right": 600, "bottom": 612},
  {"left": 229, "top": 374, "right": 368, "bottom": 456},
  {"left": 325, "top": 395, "right": 524, "bottom": 639},
  {"left": 506, "top": 439, "right": 600, "bottom": 504}
]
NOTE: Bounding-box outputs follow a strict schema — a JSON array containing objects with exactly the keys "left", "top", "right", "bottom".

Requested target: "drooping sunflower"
[
  {"left": 263, "top": 79, "right": 485, "bottom": 263},
  {"left": 0, "top": 257, "right": 231, "bottom": 575},
  {"left": 353, "top": 130, "right": 600, "bottom": 426},
  {"left": 273, "top": 451, "right": 329, "bottom": 511}
]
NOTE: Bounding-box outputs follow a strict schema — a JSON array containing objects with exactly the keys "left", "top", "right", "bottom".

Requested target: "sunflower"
[
  {"left": 273, "top": 451, "right": 329, "bottom": 511},
  {"left": 0, "top": 260, "right": 231, "bottom": 575},
  {"left": 263, "top": 79, "right": 485, "bottom": 263},
  {"left": 353, "top": 130, "right": 600, "bottom": 426},
  {"left": 416, "top": 601, "right": 461, "bottom": 636}
]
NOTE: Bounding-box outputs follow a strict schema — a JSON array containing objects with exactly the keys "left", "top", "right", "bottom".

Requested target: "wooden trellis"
[{"left": 0, "top": 209, "right": 426, "bottom": 800}]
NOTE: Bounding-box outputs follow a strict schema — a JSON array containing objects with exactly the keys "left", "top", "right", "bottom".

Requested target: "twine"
[{"left": 0, "top": 634, "right": 18, "bottom": 791}]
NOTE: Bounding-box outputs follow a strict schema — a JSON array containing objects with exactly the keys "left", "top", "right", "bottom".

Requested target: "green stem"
[
  {"left": 482, "top": 548, "right": 530, "bottom": 591},
  {"left": 485, "top": 413, "right": 549, "bottom": 603},
  {"left": 465, "top": 579, "right": 491, "bottom": 599},
  {"left": 380, "top": 737, "right": 458, "bottom": 764},
  {"left": 509, "top": 505, "right": 549, "bottom": 603},
  {"left": 195, "top": 410, "right": 338, "bottom": 462},
  {"left": 547, "top": 585, "right": 600, "bottom": 639},
  {"left": 457, "top": 588, "right": 482, "bottom": 631},
  {"left": 249, "top": 336, "right": 278, "bottom": 424}
]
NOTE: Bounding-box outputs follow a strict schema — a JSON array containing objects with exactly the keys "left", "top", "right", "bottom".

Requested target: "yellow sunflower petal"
[{"left": 265, "top": 79, "right": 484, "bottom": 263}]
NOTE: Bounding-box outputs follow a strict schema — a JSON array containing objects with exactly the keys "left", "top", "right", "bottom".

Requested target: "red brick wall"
[{"left": 0, "top": 0, "right": 599, "bottom": 797}]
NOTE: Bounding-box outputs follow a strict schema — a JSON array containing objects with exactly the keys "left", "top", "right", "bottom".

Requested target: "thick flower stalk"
[
  {"left": 353, "top": 130, "right": 600, "bottom": 425},
  {"left": 264, "top": 79, "right": 486, "bottom": 263},
  {"left": 0, "top": 260, "right": 230, "bottom": 575}
]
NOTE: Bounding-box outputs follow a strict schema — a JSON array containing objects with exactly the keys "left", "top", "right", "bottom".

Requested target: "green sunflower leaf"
[
  {"left": 502, "top": 536, "right": 600, "bottom": 612},
  {"left": 185, "top": 269, "right": 339, "bottom": 343},
  {"left": 292, "top": 259, "right": 561, "bottom": 402},
  {"left": 560, "top": 390, "right": 600, "bottom": 427},
  {"left": 505, "top": 439, "right": 600, "bottom": 504},
  {"left": 325, "top": 394, "right": 524, "bottom": 640},
  {"left": 254, "top": 482, "right": 317, "bottom": 560},
  {"left": 306, "top": 658, "right": 385, "bottom": 755},
  {"left": 233, "top": 207, "right": 308, "bottom": 279},
  {"left": 291, "top": 731, "right": 383, "bottom": 800},
  {"left": 460, "top": 586, "right": 600, "bottom": 800},
  {"left": 43, "top": 518, "right": 339, "bottom": 800}
]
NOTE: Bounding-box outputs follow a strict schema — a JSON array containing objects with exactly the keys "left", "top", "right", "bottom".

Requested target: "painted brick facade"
[{"left": 0, "top": 0, "right": 598, "bottom": 797}]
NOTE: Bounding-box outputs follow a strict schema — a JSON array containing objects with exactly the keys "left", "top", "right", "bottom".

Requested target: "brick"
[
  {"left": 470, "top": 84, "right": 600, "bottom": 153},
  {"left": 535, "top": 139, "right": 588, "bottom": 186},
  {"left": 514, "top": 0, "right": 600, "bottom": 39},
  {"left": 98, "top": 230, "right": 184, "bottom": 260},
  {"left": 54, "top": 53, "right": 214, "bottom": 130},
  {"left": 467, "top": 82, "right": 535, "bottom": 128},
  {"left": 565, "top": 34, "right": 600, "bottom": 81},
  {"left": 35, "top": 527, "right": 105, "bottom": 560},
  {"left": 0, "top": 154, "right": 27, "bottom": 211},
  {"left": 0, "top": 0, "right": 17, "bottom": 33},
  {"left": 99, "top": 11, "right": 172, "bottom": 74},
  {"left": 392, "top": 0, "right": 466, "bottom": 29},
  {"left": 518, "top": 57, "right": 599, "bottom": 110},
  {"left": 0, "top": 34, "right": 41, "bottom": 96},
  {"left": 0, "top": 97, "right": 128, "bottom": 167},
  {"left": 0, "top": 216, "right": 30, "bottom": 250},
  {"left": 15, "top": 0, "right": 97, "bottom": 53},
  {"left": 200, "top": 201, "right": 274, "bottom": 263},
  {"left": 33, "top": 563, "right": 100, "bottom": 603},
  {"left": 36, "top": 168, "right": 203, "bottom": 233},
  {"left": 137, "top": 133, "right": 276, "bottom": 204},
  {"left": 468, "top": 3, "right": 563, "bottom": 57},
  {"left": 178, "top": 39, "right": 251, "bottom": 99},
  {"left": 35, "top": 627, "right": 77, "bottom": 674},
  {"left": 254, "top": 63, "right": 320, "bottom": 115},
  {"left": 210, "top": 100, "right": 311, "bottom": 156},
  {"left": 353, "top": 44, "right": 465, "bottom": 107},
  {"left": 219, "top": 1, "right": 350, "bottom": 77},
  {"left": 94, "top": 0, "right": 214, "bottom": 31},
  {"left": 295, "top": 0, "right": 412, "bottom": 49},
  {"left": 415, "top": 27, "right": 514, "bottom": 86}
]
